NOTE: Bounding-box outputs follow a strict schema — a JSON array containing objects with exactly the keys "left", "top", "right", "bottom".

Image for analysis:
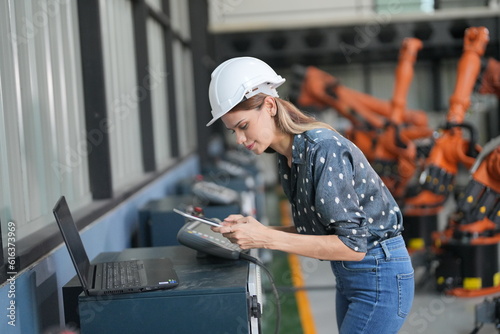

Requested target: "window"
[
  {"left": 171, "top": 0, "right": 197, "bottom": 156},
  {"left": 100, "top": 0, "right": 144, "bottom": 191},
  {"left": 147, "top": 17, "right": 173, "bottom": 169},
  {"left": 0, "top": 0, "right": 91, "bottom": 246},
  {"left": 0, "top": 0, "right": 199, "bottom": 281}
]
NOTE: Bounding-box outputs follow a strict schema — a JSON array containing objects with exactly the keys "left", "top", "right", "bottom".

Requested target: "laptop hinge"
[{"left": 91, "top": 265, "right": 99, "bottom": 289}]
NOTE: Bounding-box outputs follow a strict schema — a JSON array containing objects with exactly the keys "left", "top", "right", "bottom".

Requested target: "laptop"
[{"left": 53, "top": 196, "right": 179, "bottom": 296}]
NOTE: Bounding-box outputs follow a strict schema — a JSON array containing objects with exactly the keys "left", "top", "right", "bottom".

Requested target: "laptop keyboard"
[{"left": 104, "top": 260, "right": 142, "bottom": 289}]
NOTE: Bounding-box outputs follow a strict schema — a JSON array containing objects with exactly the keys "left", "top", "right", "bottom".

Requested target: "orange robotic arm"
[
  {"left": 371, "top": 38, "right": 426, "bottom": 201},
  {"left": 478, "top": 57, "right": 500, "bottom": 98},
  {"left": 453, "top": 138, "right": 500, "bottom": 237},
  {"left": 404, "top": 27, "right": 489, "bottom": 216},
  {"left": 290, "top": 40, "right": 432, "bottom": 162}
]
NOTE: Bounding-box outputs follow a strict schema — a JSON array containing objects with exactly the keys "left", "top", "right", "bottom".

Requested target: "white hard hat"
[{"left": 206, "top": 57, "right": 285, "bottom": 126}]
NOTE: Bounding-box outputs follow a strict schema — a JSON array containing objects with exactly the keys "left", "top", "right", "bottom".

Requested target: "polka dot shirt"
[{"left": 277, "top": 128, "right": 403, "bottom": 252}]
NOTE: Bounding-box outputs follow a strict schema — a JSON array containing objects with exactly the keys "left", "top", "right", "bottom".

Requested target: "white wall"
[{"left": 208, "top": 0, "right": 500, "bottom": 32}]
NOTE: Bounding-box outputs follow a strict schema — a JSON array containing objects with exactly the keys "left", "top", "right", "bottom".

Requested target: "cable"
[
  {"left": 469, "top": 322, "right": 483, "bottom": 334},
  {"left": 239, "top": 252, "right": 281, "bottom": 334},
  {"left": 268, "top": 285, "right": 336, "bottom": 293}
]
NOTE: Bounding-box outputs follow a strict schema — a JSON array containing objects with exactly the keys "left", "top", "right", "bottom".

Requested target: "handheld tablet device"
[
  {"left": 173, "top": 208, "right": 222, "bottom": 227},
  {"left": 177, "top": 220, "right": 243, "bottom": 260}
]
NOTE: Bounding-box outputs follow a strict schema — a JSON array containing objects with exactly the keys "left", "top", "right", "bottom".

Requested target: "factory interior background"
[{"left": 1, "top": 0, "right": 500, "bottom": 333}]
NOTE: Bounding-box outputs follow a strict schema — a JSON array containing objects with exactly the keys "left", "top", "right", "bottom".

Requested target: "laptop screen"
[{"left": 53, "top": 196, "right": 91, "bottom": 289}]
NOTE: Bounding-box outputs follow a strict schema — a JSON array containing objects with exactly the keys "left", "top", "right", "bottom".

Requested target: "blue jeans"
[{"left": 330, "top": 235, "right": 414, "bottom": 334}]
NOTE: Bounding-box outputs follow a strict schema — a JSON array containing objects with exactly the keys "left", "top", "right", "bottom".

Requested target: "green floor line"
[
  {"left": 261, "top": 189, "right": 303, "bottom": 334},
  {"left": 261, "top": 250, "right": 303, "bottom": 334}
]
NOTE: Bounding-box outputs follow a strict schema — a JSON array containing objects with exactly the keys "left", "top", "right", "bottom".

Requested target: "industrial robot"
[
  {"left": 403, "top": 26, "right": 488, "bottom": 254},
  {"left": 401, "top": 27, "right": 500, "bottom": 299},
  {"left": 289, "top": 39, "right": 432, "bottom": 163},
  {"left": 468, "top": 52, "right": 500, "bottom": 328},
  {"left": 434, "top": 135, "right": 500, "bottom": 296},
  {"left": 454, "top": 137, "right": 500, "bottom": 332},
  {"left": 370, "top": 37, "right": 430, "bottom": 204}
]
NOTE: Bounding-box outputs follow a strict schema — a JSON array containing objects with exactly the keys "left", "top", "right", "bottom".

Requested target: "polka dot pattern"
[{"left": 277, "top": 128, "right": 404, "bottom": 253}]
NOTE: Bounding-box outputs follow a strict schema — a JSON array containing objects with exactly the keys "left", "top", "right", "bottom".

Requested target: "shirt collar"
[{"left": 291, "top": 133, "right": 308, "bottom": 165}]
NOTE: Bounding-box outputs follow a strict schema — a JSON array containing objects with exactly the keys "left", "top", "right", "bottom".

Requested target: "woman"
[{"left": 207, "top": 57, "right": 414, "bottom": 333}]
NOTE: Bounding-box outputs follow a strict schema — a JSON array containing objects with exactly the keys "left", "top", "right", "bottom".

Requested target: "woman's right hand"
[{"left": 210, "top": 214, "right": 244, "bottom": 234}]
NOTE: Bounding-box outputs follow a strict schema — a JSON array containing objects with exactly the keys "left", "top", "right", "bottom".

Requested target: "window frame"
[{"left": 0, "top": 0, "right": 198, "bottom": 285}]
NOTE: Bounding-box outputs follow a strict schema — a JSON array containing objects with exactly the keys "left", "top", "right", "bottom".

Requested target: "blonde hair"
[{"left": 230, "top": 93, "right": 335, "bottom": 134}]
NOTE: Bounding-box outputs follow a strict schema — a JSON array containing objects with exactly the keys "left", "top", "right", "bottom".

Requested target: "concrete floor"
[{"left": 300, "top": 256, "right": 499, "bottom": 334}]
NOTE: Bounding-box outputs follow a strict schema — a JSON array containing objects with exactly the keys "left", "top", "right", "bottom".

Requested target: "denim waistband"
[{"left": 366, "top": 234, "right": 406, "bottom": 260}]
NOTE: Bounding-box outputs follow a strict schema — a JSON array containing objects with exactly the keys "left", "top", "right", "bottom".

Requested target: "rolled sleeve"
[{"left": 311, "top": 139, "right": 369, "bottom": 253}]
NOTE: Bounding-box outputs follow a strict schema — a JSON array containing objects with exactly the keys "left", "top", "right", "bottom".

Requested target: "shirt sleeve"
[{"left": 310, "top": 139, "right": 369, "bottom": 253}]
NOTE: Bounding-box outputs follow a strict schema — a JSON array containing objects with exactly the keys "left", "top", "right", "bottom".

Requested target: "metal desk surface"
[{"left": 84, "top": 245, "right": 250, "bottom": 300}]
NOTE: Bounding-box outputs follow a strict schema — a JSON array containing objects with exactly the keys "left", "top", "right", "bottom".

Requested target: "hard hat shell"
[{"left": 207, "top": 57, "right": 285, "bottom": 126}]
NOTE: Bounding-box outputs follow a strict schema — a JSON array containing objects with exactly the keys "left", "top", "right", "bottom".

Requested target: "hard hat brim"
[{"left": 206, "top": 115, "right": 219, "bottom": 127}]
